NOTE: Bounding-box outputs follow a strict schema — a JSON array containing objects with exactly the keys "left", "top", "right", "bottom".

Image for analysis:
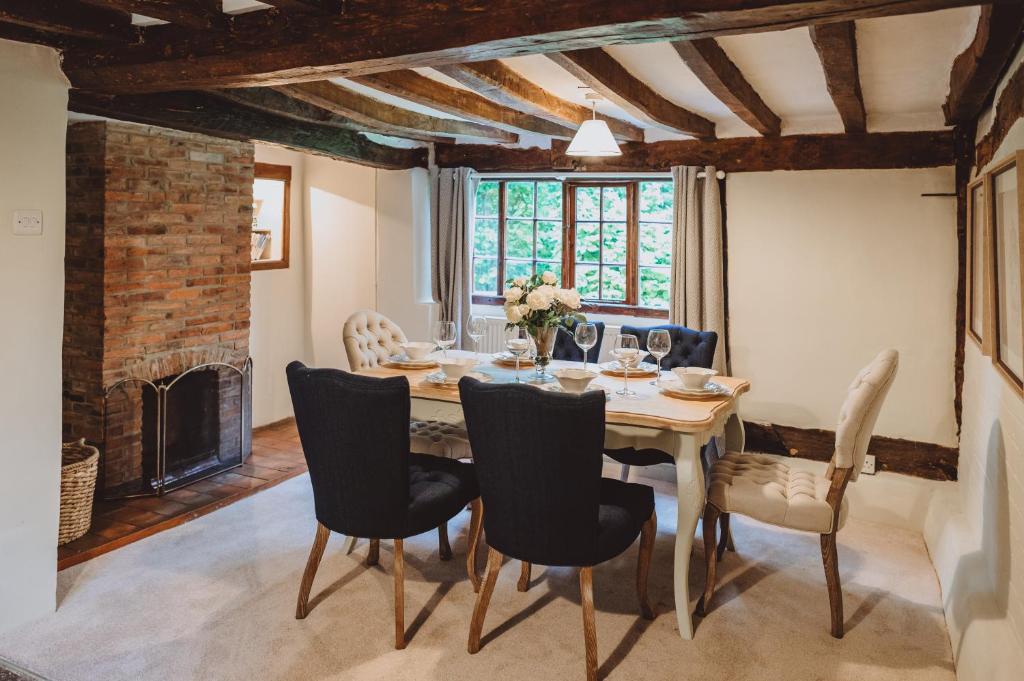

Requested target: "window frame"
[
  {"left": 251, "top": 162, "right": 291, "bottom": 272},
  {"left": 471, "top": 177, "right": 671, "bottom": 319},
  {"left": 986, "top": 151, "right": 1024, "bottom": 394}
]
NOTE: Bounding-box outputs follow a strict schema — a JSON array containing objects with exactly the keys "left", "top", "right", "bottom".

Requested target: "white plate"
[
  {"left": 599, "top": 361, "right": 658, "bottom": 377},
  {"left": 423, "top": 371, "right": 492, "bottom": 386},
  {"left": 492, "top": 351, "right": 535, "bottom": 366},
  {"left": 660, "top": 381, "right": 730, "bottom": 399},
  {"left": 385, "top": 355, "right": 438, "bottom": 369}
]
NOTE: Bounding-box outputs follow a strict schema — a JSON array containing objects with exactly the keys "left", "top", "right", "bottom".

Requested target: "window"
[
  {"left": 472, "top": 178, "right": 675, "bottom": 316},
  {"left": 251, "top": 162, "right": 291, "bottom": 271},
  {"left": 989, "top": 152, "right": 1023, "bottom": 390}
]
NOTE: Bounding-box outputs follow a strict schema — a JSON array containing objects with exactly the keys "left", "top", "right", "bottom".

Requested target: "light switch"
[{"left": 13, "top": 209, "right": 43, "bottom": 236}]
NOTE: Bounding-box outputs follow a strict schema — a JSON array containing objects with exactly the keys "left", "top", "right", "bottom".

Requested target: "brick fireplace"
[{"left": 63, "top": 120, "right": 255, "bottom": 497}]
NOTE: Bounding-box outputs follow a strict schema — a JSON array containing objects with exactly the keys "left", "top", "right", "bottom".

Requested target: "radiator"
[{"left": 477, "top": 315, "right": 619, "bottom": 362}]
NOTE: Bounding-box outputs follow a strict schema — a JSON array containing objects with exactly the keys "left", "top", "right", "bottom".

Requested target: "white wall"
[
  {"left": 250, "top": 146, "right": 311, "bottom": 427},
  {"left": 727, "top": 168, "right": 958, "bottom": 446},
  {"left": 0, "top": 40, "right": 69, "bottom": 633},
  {"left": 925, "top": 44, "right": 1024, "bottom": 681}
]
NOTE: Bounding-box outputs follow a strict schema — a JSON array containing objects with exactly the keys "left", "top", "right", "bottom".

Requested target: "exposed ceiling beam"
[
  {"left": 69, "top": 90, "right": 426, "bottom": 170},
  {"left": 79, "top": 1, "right": 225, "bottom": 30},
  {"left": 943, "top": 3, "right": 1024, "bottom": 125},
  {"left": 0, "top": 0, "right": 137, "bottom": 43},
  {"left": 259, "top": 0, "right": 344, "bottom": 13},
  {"left": 548, "top": 49, "right": 715, "bottom": 138},
  {"left": 349, "top": 71, "right": 579, "bottom": 139},
  {"left": 975, "top": 58, "right": 1024, "bottom": 170},
  {"left": 276, "top": 81, "right": 519, "bottom": 143},
  {"left": 436, "top": 131, "right": 955, "bottom": 172},
  {"left": 434, "top": 61, "right": 643, "bottom": 142},
  {"left": 210, "top": 88, "right": 453, "bottom": 146},
  {"left": 62, "top": 0, "right": 999, "bottom": 93},
  {"left": 809, "top": 21, "right": 867, "bottom": 133},
  {"left": 672, "top": 39, "right": 780, "bottom": 136}
]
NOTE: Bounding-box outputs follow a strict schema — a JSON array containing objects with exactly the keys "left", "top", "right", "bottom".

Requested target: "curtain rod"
[{"left": 474, "top": 170, "right": 726, "bottom": 180}]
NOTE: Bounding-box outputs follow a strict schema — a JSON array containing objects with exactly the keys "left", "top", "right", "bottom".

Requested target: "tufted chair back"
[
  {"left": 342, "top": 310, "right": 408, "bottom": 370},
  {"left": 552, "top": 320, "right": 605, "bottom": 363},
  {"left": 831, "top": 349, "right": 899, "bottom": 481},
  {"left": 620, "top": 324, "right": 717, "bottom": 370}
]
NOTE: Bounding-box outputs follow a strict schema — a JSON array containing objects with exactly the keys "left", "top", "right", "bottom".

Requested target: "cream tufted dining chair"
[
  {"left": 342, "top": 310, "right": 472, "bottom": 462},
  {"left": 698, "top": 349, "right": 898, "bottom": 638}
]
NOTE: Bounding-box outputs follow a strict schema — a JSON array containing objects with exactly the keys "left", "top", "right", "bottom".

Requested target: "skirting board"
[{"left": 743, "top": 421, "right": 958, "bottom": 481}]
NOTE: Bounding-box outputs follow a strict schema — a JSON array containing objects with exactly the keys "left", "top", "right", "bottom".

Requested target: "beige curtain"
[
  {"left": 430, "top": 167, "right": 477, "bottom": 349},
  {"left": 670, "top": 165, "right": 727, "bottom": 373}
]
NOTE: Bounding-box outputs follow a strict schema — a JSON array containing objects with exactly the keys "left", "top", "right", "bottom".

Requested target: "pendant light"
[{"left": 566, "top": 93, "right": 621, "bottom": 157}]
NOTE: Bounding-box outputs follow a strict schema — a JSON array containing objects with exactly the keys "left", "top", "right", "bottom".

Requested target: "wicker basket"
[{"left": 58, "top": 439, "right": 99, "bottom": 546}]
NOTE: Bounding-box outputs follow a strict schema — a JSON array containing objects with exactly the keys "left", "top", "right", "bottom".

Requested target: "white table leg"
[
  {"left": 673, "top": 433, "right": 706, "bottom": 639},
  {"left": 724, "top": 411, "right": 746, "bottom": 454}
]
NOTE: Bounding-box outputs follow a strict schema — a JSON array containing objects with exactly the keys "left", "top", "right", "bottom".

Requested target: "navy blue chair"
[{"left": 552, "top": 319, "right": 605, "bottom": 364}]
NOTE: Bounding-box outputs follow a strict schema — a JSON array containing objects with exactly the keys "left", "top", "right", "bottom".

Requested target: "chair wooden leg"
[
  {"left": 367, "top": 538, "right": 380, "bottom": 566},
  {"left": 438, "top": 523, "right": 453, "bottom": 561},
  {"left": 637, "top": 510, "right": 656, "bottom": 619},
  {"left": 394, "top": 538, "right": 406, "bottom": 649},
  {"left": 466, "top": 498, "right": 484, "bottom": 591},
  {"left": 295, "top": 522, "right": 330, "bottom": 619},
  {"left": 821, "top": 532, "right": 844, "bottom": 638},
  {"left": 468, "top": 547, "right": 503, "bottom": 654},
  {"left": 580, "top": 567, "right": 598, "bottom": 681},
  {"left": 697, "top": 504, "right": 721, "bottom": 617},
  {"left": 518, "top": 561, "right": 532, "bottom": 592},
  {"left": 717, "top": 512, "right": 732, "bottom": 560},
  {"left": 618, "top": 464, "right": 630, "bottom": 482}
]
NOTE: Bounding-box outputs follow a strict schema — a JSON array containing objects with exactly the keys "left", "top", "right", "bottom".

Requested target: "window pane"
[
  {"left": 602, "top": 186, "right": 627, "bottom": 221},
  {"left": 253, "top": 177, "right": 286, "bottom": 262},
  {"left": 639, "top": 181, "right": 673, "bottom": 222},
  {"left": 506, "top": 260, "right": 533, "bottom": 282},
  {"left": 993, "top": 164, "right": 1022, "bottom": 380},
  {"left": 602, "top": 222, "right": 627, "bottom": 264},
  {"left": 474, "top": 218, "right": 499, "bottom": 257},
  {"left": 505, "top": 219, "right": 534, "bottom": 259},
  {"left": 536, "top": 220, "right": 562, "bottom": 260},
  {"left": 575, "top": 186, "right": 600, "bottom": 220},
  {"left": 639, "top": 222, "right": 672, "bottom": 266},
  {"left": 476, "top": 181, "right": 500, "bottom": 217},
  {"left": 575, "top": 264, "right": 599, "bottom": 298},
  {"left": 506, "top": 181, "right": 535, "bottom": 218},
  {"left": 537, "top": 262, "right": 562, "bottom": 285},
  {"left": 601, "top": 265, "right": 627, "bottom": 301},
  {"left": 537, "top": 182, "right": 562, "bottom": 220},
  {"left": 576, "top": 222, "right": 600, "bottom": 263},
  {"left": 473, "top": 258, "right": 497, "bottom": 294},
  {"left": 970, "top": 183, "right": 985, "bottom": 337},
  {"left": 640, "top": 267, "right": 671, "bottom": 308}
]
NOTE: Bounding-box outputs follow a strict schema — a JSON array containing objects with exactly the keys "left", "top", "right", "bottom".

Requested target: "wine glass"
[
  {"left": 573, "top": 322, "right": 598, "bottom": 371},
  {"left": 647, "top": 329, "right": 671, "bottom": 387},
  {"left": 434, "top": 320, "right": 457, "bottom": 358},
  {"left": 467, "top": 315, "right": 486, "bottom": 350},
  {"left": 505, "top": 326, "right": 530, "bottom": 383},
  {"left": 612, "top": 334, "right": 641, "bottom": 397}
]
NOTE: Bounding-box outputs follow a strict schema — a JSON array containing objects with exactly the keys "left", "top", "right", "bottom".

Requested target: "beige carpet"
[{"left": 0, "top": 468, "right": 955, "bottom": 681}]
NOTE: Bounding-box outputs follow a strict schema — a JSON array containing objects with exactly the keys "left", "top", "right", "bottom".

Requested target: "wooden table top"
[{"left": 356, "top": 352, "right": 751, "bottom": 434}]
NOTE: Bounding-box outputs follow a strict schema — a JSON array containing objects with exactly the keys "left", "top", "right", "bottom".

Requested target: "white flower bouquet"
[{"left": 502, "top": 270, "right": 584, "bottom": 330}]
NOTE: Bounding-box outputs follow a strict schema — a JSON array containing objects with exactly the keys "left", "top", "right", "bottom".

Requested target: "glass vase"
[{"left": 529, "top": 326, "right": 557, "bottom": 383}]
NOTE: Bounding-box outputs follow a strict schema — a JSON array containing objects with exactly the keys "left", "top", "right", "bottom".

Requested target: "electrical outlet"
[
  {"left": 13, "top": 209, "right": 43, "bottom": 236},
  {"left": 862, "top": 454, "right": 876, "bottom": 475}
]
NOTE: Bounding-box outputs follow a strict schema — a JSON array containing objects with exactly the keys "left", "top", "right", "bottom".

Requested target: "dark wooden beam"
[
  {"left": 0, "top": 0, "right": 137, "bottom": 43},
  {"left": 68, "top": 90, "right": 426, "bottom": 170},
  {"left": 79, "top": 1, "right": 225, "bottom": 31},
  {"left": 435, "top": 131, "right": 955, "bottom": 172},
  {"left": 276, "top": 81, "right": 519, "bottom": 143},
  {"left": 259, "top": 0, "right": 343, "bottom": 13},
  {"left": 548, "top": 49, "right": 715, "bottom": 138},
  {"left": 672, "top": 39, "right": 780, "bottom": 136},
  {"left": 349, "top": 70, "right": 578, "bottom": 139},
  {"left": 809, "top": 22, "right": 866, "bottom": 133},
  {"left": 943, "top": 3, "right": 1024, "bottom": 125},
  {"left": 976, "top": 58, "right": 1024, "bottom": 170},
  {"left": 434, "top": 61, "right": 643, "bottom": 142},
  {"left": 952, "top": 121, "right": 977, "bottom": 435},
  {"left": 62, "top": 0, "right": 999, "bottom": 92},
  {"left": 210, "top": 88, "right": 453, "bottom": 146}
]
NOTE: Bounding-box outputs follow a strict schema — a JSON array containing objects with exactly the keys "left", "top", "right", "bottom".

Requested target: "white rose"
[
  {"left": 517, "top": 304, "right": 530, "bottom": 317},
  {"left": 505, "top": 304, "right": 523, "bottom": 323},
  {"left": 555, "top": 288, "right": 582, "bottom": 310},
  {"left": 541, "top": 270, "right": 557, "bottom": 285},
  {"left": 513, "top": 276, "right": 527, "bottom": 287},
  {"left": 503, "top": 286, "right": 523, "bottom": 303},
  {"left": 526, "top": 289, "right": 553, "bottom": 311}
]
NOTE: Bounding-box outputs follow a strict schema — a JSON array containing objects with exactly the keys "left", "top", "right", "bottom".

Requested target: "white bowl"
[
  {"left": 437, "top": 357, "right": 478, "bottom": 380},
  {"left": 671, "top": 367, "right": 718, "bottom": 390},
  {"left": 400, "top": 342, "right": 435, "bottom": 360},
  {"left": 553, "top": 368, "right": 599, "bottom": 394}
]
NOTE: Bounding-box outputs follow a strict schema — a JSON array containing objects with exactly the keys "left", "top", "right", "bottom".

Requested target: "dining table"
[{"left": 356, "top": 350, "right": 751, "bottom": 640}]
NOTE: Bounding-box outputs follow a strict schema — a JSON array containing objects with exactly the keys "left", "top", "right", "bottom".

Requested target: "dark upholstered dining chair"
[
  {"left": 458, "top": 378, "right": 656, "bottom": 681},
  {"left": 609, "top": 324, "right": 719, "bottom": 478},
  {"left": 286, "top": 362, "right": 482, "bottom": 649},
  {"left": 552, "top": 319, "right": 605, "bottom": 363}
]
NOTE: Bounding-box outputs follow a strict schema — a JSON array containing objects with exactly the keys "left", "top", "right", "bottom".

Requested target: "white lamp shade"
[{"left": 566, "top": 119, "right": 621, "bottom": 156}]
